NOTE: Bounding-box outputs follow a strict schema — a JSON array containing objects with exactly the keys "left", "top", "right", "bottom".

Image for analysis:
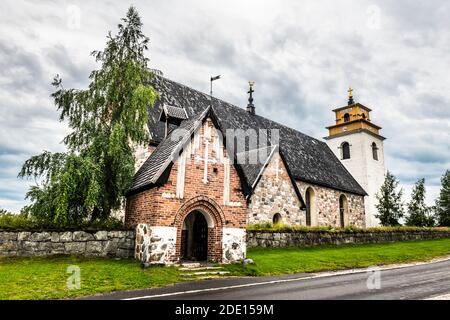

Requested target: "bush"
[
  {"left": 0, "top": 212, "right": 35, "bottom": 230},
  {"left": 0, "top": 212, "right": 128, "bottom": 231},
  {"left": 246, "top": 223, "right": 450, "bottom": 234}
]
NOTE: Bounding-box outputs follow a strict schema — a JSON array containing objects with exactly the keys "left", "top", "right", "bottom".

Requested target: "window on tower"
[
  {"left": 341, "top": 142, "right": 350, "bottom": 159},
  {"left": 372, "top": 142, "right": 378, "bottom": 160},
  {"left": 343, "top": 113, "right": 350, "bottom": 123}
]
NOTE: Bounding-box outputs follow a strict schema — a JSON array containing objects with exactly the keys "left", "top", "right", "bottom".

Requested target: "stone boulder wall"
[
  {"left": 247, "top": 230, "right": 450, "bottom": 248},
  {"left": 0, "top": 230, "right": 135, "bottom": 258}
]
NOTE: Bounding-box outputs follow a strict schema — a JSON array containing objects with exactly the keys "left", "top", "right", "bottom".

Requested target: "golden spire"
[{"left": 347, "top": 86, "right": 354, "bottom": 105}]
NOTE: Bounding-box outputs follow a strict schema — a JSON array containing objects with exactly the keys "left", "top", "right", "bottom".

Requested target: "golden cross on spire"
[
  {"left": 348, "top": 86, "right": 353, "bottom": 98},
  {"left": 347, "top": 86, "right": 354, "bottom": 105}
]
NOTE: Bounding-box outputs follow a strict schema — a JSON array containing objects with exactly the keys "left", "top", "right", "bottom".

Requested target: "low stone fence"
[
  {"left": 0, "top": 230, "right": 135, "bottom": 258},
  {"left": 247, "top": 230, "right": 450, "bottom": 248}
]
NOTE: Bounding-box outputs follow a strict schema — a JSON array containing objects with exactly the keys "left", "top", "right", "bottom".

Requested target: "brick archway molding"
[{"left": 173, "top": 195, "right": 225, "bottom": 262}]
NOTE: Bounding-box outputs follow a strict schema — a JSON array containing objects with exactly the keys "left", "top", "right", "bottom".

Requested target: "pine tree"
[
  {"left": 18, "top": 7, "right": 158, "bottom": 226},
  {"left": 435, "top": 170, "right": 450, "bottom": 226},
  {"left": 405, "top": 178, "right": 434, "bottom": 227},
  {"left": 375, "top": 171, "right": 404, "bottom": 226}
]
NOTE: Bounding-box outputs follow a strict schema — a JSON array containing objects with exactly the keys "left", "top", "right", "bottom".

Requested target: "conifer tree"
[
  {"left": 405, "top": 178, "right": 434, "bottom": 227},
  {"left": 375, "top": 171, "right": 404, "bottom": 226},
  {"left": 435, "top": 170, "right": 450, "bottom": 226},
  {"left": 18, "top": 7, "right": 158, "bottom": 226}
]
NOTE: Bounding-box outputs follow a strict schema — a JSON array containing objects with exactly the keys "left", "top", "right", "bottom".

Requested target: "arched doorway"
[
  {"left": 181, "top": 211, "right": 209, "bottom": 261},
  {"left": 273, "top": 213, "right": 282, "bottom": 225},
  {"left": 174, "top": 196, "right": 225, "bottom": 263},
  {"left": 339, "top": 195, "right": 348, "bottom": 227},
  {"left": 305, "top": 187, "right": 315, "bottom": 226}
]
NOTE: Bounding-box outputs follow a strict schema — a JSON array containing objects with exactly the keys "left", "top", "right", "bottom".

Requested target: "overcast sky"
[{"left": 0, "top": 0, "right": 449, "bottom": 212}]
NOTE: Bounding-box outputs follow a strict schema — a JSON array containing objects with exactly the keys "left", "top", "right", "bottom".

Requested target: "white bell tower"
[{"left": 324, "top": 88, "right": 386, "bottom": 227}]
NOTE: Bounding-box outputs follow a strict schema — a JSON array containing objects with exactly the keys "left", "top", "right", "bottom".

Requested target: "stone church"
[{"left": 125, "top": 76, "right": 384, "bottom": 265}]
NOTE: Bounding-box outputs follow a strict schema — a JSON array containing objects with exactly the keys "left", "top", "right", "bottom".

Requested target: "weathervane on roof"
[
  {"left": 210, "top": 75, "right": 221, "bottom": 111},
  {"left": 210, "top": 75, "right": 221, "bottom": 96}
]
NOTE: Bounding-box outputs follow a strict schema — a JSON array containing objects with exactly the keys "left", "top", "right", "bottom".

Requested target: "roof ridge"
[
  {"left": 135, "top": 74, "right": 367, "bottom": 196},
  {"left": 155, "top": 75, "right": 327, "bottom": 146},
  {"left": 236, "top": 145, "right": 276, "bottom": 155}
]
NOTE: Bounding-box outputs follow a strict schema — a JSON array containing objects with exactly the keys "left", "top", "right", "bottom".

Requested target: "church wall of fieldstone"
[
  {"left": 135, "top": 224, "right": 177, "bottom": 264},
  {"left": 0, "top": 230, "right": 135, "bottom": 258},
  {"left": 247, "top": 152, "right": 305, "bottom": 226},
  {"left": 222, "top": 228, "right": 246, "bottom": 263},
  {"left": 296, "top": 181, "right": 365, "bottom": 228}
]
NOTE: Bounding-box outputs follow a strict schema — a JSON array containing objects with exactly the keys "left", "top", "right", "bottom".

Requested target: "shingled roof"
[
  {"left": 236, "top": 145, "right": 276, "bottom": 188},
  {"left": 130, "top": 107, "right": 209, "bottom": 193},
  {"left": 237, "top": 145, "right": 306, "bottom": 208},
  {"left": 159, "top": 104, "right": 188, "bottom": 123},
  {"left": 136, "top": 75, "right": 366, "bottom": 196}
]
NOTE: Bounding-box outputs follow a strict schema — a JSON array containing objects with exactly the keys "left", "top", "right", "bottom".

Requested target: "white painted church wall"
[
  {"left": 326, "top": 131, "right": 386, "bottom": 227},
  {"left": 222, "top": 228, "right": 246, "bottom": 263},
  {"left": 135, "top": 224, "right": 177, "bottom": 264}
]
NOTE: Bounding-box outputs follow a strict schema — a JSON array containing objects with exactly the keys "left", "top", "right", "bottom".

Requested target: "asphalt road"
[{"left": 87, "top": 258, "right": 450, "bottom": 300}]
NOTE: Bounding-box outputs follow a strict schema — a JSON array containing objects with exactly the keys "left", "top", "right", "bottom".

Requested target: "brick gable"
[{"left": 126, "top": 118, "right": 247, "bottom": 263}]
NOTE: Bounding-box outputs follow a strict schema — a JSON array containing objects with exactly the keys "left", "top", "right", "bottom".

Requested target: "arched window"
[
  {"left": 372, "top": 142, "right": 378, "bottom": 161},
  {"left": 273, "top": 213, "right": 282, "bottom": 225},
  {"left": 341, "top": 142, "right": 350, "bottom": 160},
  {"left": 362, "top": 113, "right": 366, "bottom": 120},
  {"left": 339, "top": 195, "right": 348, "bottom": 228},
  {"left": 343, "top": 113, "right": 350, "bottom": 123},
  {"left": 305, "top": 187, "right": 315, "bottom": 226}
]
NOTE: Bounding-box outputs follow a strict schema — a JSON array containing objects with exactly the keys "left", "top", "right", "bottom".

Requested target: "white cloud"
[{"left": 0, "top": 0, "right": 448, "bottom": 212}]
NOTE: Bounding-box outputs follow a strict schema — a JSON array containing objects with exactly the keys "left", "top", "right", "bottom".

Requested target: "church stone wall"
[
  {"left": 222, "top": 228, "right": 246, "bottom": 263},
  {"left": 135, "top": 224, "right": 177, "bottom": 264},
  {"left": 326, "top": 130, "right": 385, "bottom": 227},
  {"left": 0, "top": 230, "right": 135, "bottom": 258},
  {"left": 248, "top": 152, "right": 305, "bottom": 225},
  {"left": 247, "top": 230, "right": 450, "bottom": 248},
  {"left": 296, "top": 181, "right": 365, "bottom": 228}
]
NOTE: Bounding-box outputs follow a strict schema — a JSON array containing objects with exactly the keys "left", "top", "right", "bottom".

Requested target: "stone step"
[
  {"left": 179, "top": 266, "right": 223, "bottom": 272},
  {"left": 182, "top": 271, "right": 230, "bottom": 277},
  {"left": 179, "top": 262, "right": 203, "bottom": 268}
]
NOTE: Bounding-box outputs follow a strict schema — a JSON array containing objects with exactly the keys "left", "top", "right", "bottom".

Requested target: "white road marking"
[{"left": 122, "top": 255, "right": 450, "bottom": 300}]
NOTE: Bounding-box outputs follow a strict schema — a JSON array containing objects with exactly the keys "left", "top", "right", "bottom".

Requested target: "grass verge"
[
  {"left": 224, "top": 238, "right": 450, "bottom": 276},
  {"left": 1, "top": 238, "right": 450, "bottom": 299},
  {"left": 0, "top": 256, "right": 181, "bottom": 300}
]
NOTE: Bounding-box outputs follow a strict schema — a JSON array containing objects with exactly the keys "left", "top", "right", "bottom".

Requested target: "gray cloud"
[
  {"left": 0, "top": 0, "right": 449, "bottom": 211},
  {"left": 0, "top": 41, "right": 45, "bottom": 92}
]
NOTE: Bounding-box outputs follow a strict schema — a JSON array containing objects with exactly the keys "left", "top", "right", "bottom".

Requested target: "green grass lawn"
[
  {"left": 0, "top": 256, "right": 181, "bottom": 300},
  {"left": 1, "top": 238, "right": 450, "bottom": 299},
  {"left": 225, "top": 238, "right": 450, "bottom": 276}
]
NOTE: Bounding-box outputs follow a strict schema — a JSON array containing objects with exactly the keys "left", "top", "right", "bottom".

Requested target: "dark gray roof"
[
  {"left": 237, "top": 146, "right": 275, "bottom": 188},
  {"left": 137, "top": 75, "right": 366, "bottom": 196},
  {"left": 237, "top": 145, "right": 307, "bottom": 208},
  {"left": 159, "top": 104, "right": 188, "bottom": 122},
  {"left": 130, "top": 108, "right": 209, "bottom": 192}
]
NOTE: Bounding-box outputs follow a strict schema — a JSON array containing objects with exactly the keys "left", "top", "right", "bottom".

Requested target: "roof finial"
[
  {"left": 247, "top": 81, "right": 255, "bottom": 115},
  {"left": 348, "top": 86, "right": 354, "bottom": 105}
]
